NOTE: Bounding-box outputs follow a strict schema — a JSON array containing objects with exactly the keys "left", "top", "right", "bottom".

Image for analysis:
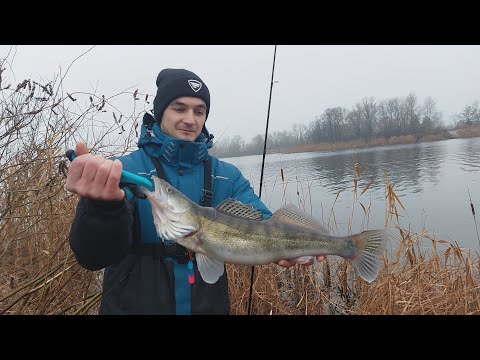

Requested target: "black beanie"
[{"left": 153, "top": 68, "right": 210, "bottom": 123}]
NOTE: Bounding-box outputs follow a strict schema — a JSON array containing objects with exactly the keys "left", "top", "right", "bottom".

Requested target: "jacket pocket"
[{"left": 100, "top": 255, "right": 138, "bottom": 314}]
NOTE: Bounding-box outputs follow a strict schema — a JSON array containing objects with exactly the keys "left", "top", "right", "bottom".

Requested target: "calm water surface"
[{"left": 223, "top": 138, "right": 480, "bottom": 250}]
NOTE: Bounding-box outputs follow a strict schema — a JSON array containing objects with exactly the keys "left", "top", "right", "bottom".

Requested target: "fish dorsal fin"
[
  {"left": 271, "top": 205, "right": 330, "bottom": 233},
  {"left": 215, "top": 198, "right": 264, "bottom": 220},
  {"left": 195, "top": 253, "right": 225, "bottom": 284}
]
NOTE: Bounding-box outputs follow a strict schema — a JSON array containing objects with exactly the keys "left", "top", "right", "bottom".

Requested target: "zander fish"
[{"left": 142, "top": 176, "right": 388, "bottom": 284}]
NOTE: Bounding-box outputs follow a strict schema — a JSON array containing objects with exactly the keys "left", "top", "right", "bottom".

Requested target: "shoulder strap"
[
  {"left": 148, "top": 154, "right": 167, "bottom": 182},
  {"left": 131, "top": 197, "right": 141, "bottom": 247},
  {"left": 200, "top": 158, "right": 212, "bottom": 207}
]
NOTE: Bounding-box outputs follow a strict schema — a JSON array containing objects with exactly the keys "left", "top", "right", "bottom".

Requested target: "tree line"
[{"left": 213, "top": 93, "right": 480, "bottom": 158}]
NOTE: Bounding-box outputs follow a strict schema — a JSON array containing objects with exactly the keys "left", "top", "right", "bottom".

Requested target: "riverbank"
[{"left": 270, "top": 125, "right": 480, "bottom": 155}]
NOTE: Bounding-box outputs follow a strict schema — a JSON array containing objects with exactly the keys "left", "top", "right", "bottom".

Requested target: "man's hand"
[
  {"left": 276, "top": 255, "right": 326, "bottom": 269},
  {"left": 65, "top": 141, "right": 125, "bottom": 201}
]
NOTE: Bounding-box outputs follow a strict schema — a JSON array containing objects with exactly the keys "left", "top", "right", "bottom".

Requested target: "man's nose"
[{"left": 183, "top": 110, "right": 195, "bottom": 124}]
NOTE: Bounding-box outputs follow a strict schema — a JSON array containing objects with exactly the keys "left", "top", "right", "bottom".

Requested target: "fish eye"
[{"left": 166, "top": 187, "right": 172, "bottom": 193}]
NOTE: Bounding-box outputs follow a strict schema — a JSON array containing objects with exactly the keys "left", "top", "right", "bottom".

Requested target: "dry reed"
[
  {"left": 0, "top": 61, "right": 147, "bottom": 314},
  {"left": 456, "top": 125, "right": 480, "bottom": 138}
]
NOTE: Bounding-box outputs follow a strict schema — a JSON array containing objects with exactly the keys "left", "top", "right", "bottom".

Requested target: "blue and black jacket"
[{"left": 69, "top": 113, "right": 272, "bottom": 314}]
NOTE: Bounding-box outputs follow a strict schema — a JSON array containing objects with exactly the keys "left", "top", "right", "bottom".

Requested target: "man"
[{"left": 67, "top": 68, "right": 324, "bottom": 314}]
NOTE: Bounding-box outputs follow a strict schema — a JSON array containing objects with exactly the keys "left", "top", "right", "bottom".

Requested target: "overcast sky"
[{"left": 1, "top": 45, "right": 479, "bottom": 141}]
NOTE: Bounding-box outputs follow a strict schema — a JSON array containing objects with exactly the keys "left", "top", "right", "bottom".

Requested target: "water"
[{"left": 223, "top": 138, "right": 480, "bottom": 251}]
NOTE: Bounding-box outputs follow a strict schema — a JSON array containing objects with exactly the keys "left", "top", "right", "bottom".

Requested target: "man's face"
[{"left": 160, "top": 96, "right": 207, "bottom": 141}]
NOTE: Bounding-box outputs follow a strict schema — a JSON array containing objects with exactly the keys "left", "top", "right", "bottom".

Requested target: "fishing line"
[{"left": 247, "top": 45, "right": 277, "bottom": 315}]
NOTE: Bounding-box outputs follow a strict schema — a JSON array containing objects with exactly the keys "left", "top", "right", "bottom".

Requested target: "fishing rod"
[{"left": 247, "top": 45, "right": 277, "bottom": 315}]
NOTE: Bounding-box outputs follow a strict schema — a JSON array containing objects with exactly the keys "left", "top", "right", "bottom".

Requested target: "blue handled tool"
[{"left": 65, "top": 149, "right": 154, "bottom": 197}]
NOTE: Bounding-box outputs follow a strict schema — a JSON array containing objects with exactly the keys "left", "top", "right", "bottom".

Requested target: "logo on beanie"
[{"left": 188, "top": 79, "right": 202, "bottom": 92}]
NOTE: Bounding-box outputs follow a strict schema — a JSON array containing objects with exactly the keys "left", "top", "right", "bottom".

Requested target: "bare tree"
[
  {"left": 420, "top": 96, "right": 443, "bottom": 133},
  {"left": 403, "top": 93, "right": 421, "bottom": 134},
  {"left": 360, "top": 97, "right": 378, "bottom": 139},
  {"left": 459, "top": 101, "right": 479, "bottom": 126}
]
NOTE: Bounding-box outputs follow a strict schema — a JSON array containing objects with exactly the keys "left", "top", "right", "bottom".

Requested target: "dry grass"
[
  {"left": 277, "top": 135, "right": 417, "bottom": 154},
  {"left": 456, "top": 124, "right": 480, "bottom": 138},
  {"left": 0, "top": 62, "right": 146, "bottom": 314},
  {"left": 1, "top": 65, "right": 479, "bottom": 315}
]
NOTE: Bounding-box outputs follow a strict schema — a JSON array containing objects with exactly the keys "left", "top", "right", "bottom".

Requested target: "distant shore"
[{"left": 269, "top": 124, "right": 480, "bottom": 155}]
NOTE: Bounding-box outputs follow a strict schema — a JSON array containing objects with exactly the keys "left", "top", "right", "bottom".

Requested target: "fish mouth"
[
  {"left": 155, "top": 181, "right": 168, "bottom": 201},
  {"left": 143, "top": 177, "right": 169, "bottom": 203}
]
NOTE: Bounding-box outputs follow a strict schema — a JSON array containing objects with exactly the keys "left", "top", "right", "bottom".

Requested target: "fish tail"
[{"left": 349, "top": 229, "right": 387, "bottom": 283}]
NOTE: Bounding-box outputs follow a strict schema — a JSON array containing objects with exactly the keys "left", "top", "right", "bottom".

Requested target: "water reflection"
[
  {"left": 224, "top": 138, "right": 480, "bottom": 248},
  {"left": 454, "top": 138, "right": 480, "bottom": 173},
  {"left": 234, "top": 142, "right": 448, "bottom": 199}
]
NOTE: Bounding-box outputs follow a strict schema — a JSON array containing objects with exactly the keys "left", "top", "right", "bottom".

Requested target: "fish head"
[{"left": 141, "top": 176, "right": 199, "bottom": 241}]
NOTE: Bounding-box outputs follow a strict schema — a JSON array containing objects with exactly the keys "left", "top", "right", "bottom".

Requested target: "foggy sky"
[{"left": 1, "top": 45, "right": 479, "bottom": 142}]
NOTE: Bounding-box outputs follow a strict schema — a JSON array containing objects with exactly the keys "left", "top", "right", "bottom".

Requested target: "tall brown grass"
[
  {"left": 1, "top": 67, "right": 479, "bottom": 314},
  {"left": 0, "top": 64, "right": 146, "bottom": 314}
]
